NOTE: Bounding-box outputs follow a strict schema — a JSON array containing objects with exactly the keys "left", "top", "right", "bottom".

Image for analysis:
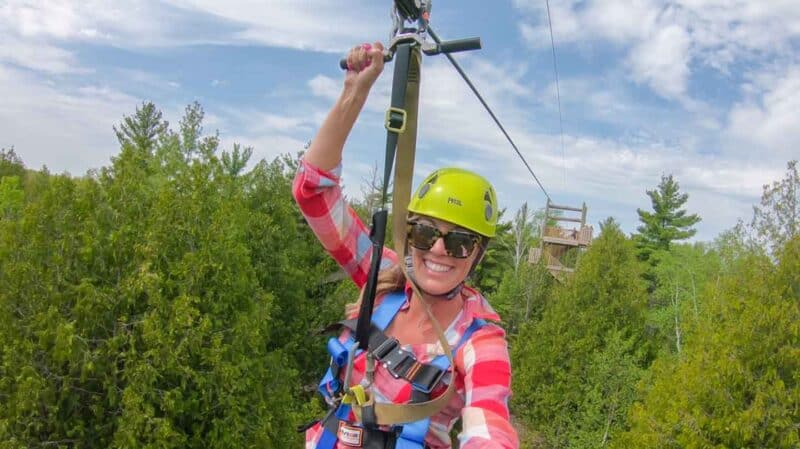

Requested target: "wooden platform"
[{"left": 530, "top": 200, "right": 593, "bottom": 281}]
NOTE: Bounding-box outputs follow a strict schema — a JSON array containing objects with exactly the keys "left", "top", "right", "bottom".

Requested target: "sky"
[{"left": 1, "top": 0, "right": 798, "bottom": 242}]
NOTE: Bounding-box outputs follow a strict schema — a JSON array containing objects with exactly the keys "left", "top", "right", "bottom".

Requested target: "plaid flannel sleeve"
[
  {"left": 456, "top": 324, "right": 519, "bottom": 449},
  {"left": 292, "top": 159, "right": 398, "bottom": 289}
]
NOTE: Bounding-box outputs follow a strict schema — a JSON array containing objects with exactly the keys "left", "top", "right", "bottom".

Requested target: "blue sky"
[{"left": 1, "top": 0, "right": 798, "bottom": 242}]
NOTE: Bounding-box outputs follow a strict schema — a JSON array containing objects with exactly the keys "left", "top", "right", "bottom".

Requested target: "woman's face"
[{"left": 408, "top": 215, "right": 481, "bottom": 296}]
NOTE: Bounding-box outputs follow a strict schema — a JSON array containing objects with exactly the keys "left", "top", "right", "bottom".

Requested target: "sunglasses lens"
[
  {"left": 408, "top": 222, "right": 438, "bottom": 250},
  {"left": 408, "top": 222, "right": 478, "bottom": 258},
  {"left": 443, "top": 232, "right": 476, "bottom": 258}
]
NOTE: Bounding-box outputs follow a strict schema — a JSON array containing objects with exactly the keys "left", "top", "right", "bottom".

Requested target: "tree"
[
  {"left": 492, "top": 260, "right": 552, "bottom": 338},
  {"left": 0, "top": 102, "right": 327, "bottom": 448},
  {"left": 470, "top": 210, "right": 512, "bottom": 295},
  {"left": 614, "top": 236, "right": 800, "bottom": 449},
  {"left": 647, "top": 243, "right": 720, "bottom": 356},
  {"left": 509, "top": 202, "right": 543, "bottom": 273},
  {"left": 113, "top": 102, "right": 168, "bottom": 154},
  {"left": 0, "top": 147, "right": 26, "bottom": 180},
  {"left": 752, "top": 160, "right": 799, "bottom": 256},
  {"left": 512, "top": 218, "right": 651, "bottom": 448},
  {"left": 636, "top": 174, "right": 701, "bottom": 261}
]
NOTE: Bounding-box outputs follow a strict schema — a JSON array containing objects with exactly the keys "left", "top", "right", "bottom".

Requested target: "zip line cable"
[
  {"left": 545, "top": 0, "right": 567, "bottom": 188},
  {"left": 427, "top": 26, "right": 552, "bottom": 203}
]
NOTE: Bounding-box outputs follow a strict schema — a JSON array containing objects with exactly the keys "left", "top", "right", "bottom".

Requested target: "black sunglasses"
[{"left": 406, "top": 221, "right": 481, "bottom": 258}]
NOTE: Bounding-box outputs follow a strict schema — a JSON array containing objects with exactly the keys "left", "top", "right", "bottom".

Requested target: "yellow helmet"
[{"left": 407, "top": 168, "right": 498, "bottom": 237}]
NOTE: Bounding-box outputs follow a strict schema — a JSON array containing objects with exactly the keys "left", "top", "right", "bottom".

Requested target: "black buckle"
[
  {"left": 371, "top": 338, "right": 446, "bottom": 393},
  {"left": 372, "top": 337, "right": 399, "bottom": 360},
  {"left": 411, "top": 366, "right": 446, "bottom": 394},
  {"left": 379, "top": 345, "right": 412, "bottom": 379}
]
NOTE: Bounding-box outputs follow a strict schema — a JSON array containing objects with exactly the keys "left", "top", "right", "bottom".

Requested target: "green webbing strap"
[
  {"left": 351, "top": 43, "right": 460, "bottom": 427},
  {"left": 355, "top": 42, "right": 415, "bottom": 350}
]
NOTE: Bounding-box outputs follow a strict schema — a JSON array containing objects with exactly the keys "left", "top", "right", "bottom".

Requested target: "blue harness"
[{"left": 313, "top": 291, "right": 486, "bottom": 449}]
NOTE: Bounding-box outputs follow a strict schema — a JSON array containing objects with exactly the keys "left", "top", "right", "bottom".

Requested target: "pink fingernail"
[{"left": 362, "top": 43, "right": 372, "bottom": 51}]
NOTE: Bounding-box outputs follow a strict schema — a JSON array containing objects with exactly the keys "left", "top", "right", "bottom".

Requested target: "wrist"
[
  {"left": 336, "top": 87, "right": 369, "bottom": 116},
  {"left": 340, "top": 84, "right": 369, "bottom": 104}
]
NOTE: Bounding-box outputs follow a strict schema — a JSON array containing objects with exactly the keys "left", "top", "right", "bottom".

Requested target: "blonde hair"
[{"left": 345, "top": 263, "right": 406, "bottom": 316}]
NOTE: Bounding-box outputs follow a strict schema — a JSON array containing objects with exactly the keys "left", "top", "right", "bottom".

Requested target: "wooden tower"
[{"left": 529, "top": 199, "right": 593, "bottom": 281}]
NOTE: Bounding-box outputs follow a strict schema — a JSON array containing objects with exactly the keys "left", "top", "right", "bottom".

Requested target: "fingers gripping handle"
[
  {"left": 340, "top": 52, "right": 392, "bottom": 70},
  {"left": 338, "top": 37, "right": 481, "bottom": 69}
]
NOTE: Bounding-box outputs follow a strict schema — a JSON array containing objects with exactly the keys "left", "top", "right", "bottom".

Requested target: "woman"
[{"left": 293, "top": 42, "right": 518, "bottom": 449}]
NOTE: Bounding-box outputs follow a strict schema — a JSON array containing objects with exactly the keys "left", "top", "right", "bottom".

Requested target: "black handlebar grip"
[
  {"left": 339, "top": 58, "right": 349, "bottom": 70},
  {"left": 439, "top": 37, "right": 482, "bottom": 54}
]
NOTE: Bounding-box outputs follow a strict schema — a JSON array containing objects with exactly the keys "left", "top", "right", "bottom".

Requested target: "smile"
[{"left": 424, "top": 260, "right": 453, "bottom": 273}]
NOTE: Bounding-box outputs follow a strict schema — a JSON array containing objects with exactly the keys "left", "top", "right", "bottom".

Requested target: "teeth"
[{"left": 424, "top": 260, "right": 452, "bottom": 273}]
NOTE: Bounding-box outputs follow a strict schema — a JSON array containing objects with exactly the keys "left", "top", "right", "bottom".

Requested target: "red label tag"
[{"left": 337, "top": 422, "right": 364, "bottom": 447}]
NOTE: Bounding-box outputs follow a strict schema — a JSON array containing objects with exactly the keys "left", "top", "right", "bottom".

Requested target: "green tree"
[
  {"left": 0, "top": 102, "right": 327, "bottom": 448},
  {"left": 471, "top": 210, "right": 512, "bottom": 295},
  {"left": 509, "top": 202, "right": 543, "bottom": 273},
  {"left": 636, "top": 174, "right": 701, "bottom": 262},
  {"left": 647, "top": 243, "right": 720, "bottom": 356},
  {"left": 0, "top": 176, "right": 24, "bottom": 220},
  {"left": 614, "top": 235, "right": 800, "bottom": 449},
  {"left": 113, "top": 102, "right": 168, "bottom": 155},
  {"left": 0, "top": 147, "right": 26, "bottom": 180},
  {"left": 752, "top": 159, "right": 799, "bottom": 256},
  {"left": 491, "top": 261, "right": 552, "bottom": 338},
  {"left": 512, "top": 218, "right": 651, "bottom": 448}
]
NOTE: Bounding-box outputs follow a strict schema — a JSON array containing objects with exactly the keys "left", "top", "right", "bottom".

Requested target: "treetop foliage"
[
  {"left": 636, "top": 174, "right": 701, "bottom": 261},
  {"left": 0, "top": 102, "right": 331, "bottom": 448}
]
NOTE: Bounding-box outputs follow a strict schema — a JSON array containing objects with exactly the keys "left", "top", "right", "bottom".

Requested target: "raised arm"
[
  {"left": 303, "top": 42, "right": 385, "bottom": 171},
  {"left": 293, "top": 42, "right": 397, "bottom": 288}
]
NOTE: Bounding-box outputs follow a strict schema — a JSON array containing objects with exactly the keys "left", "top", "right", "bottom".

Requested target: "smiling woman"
[{"left": 292, "top": 41, "right": 518, "bottom": 449}]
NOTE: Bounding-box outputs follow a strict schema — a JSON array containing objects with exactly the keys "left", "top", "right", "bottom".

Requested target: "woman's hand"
[
  {"left": 343, "top": 42, "right": 385, "bottom": 95},
  {"left": 302, "top": 41, "right": 386, "bottom": 171}
]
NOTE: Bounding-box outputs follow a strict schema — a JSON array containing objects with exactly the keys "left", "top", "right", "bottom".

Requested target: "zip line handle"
[
  {"left": 338, "top": 37, "right": 481, "bottom": 70},
  {"left": 435, "top": 37, "right": 481, "bottom": 54}
]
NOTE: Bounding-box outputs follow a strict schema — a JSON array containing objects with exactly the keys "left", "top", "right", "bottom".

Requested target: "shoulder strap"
[{"left": 371, "top": 290, "right": 407, "bottom": 331}]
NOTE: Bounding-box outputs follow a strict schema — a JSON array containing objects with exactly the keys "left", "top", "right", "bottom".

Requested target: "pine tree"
[{"left": 636, "top": 175, "right": 701, "bottom": 261}]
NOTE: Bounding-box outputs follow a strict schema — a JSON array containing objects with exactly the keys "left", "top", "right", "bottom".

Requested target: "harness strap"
[
  {"left": 355, "top": 40, "right": 419, "bottom": 349},
  {"left": 327, "top": 319, "right": 446, "bottom": 394},
  {"left": 348, "top": 40, "right": 458, "bottom": 428}
]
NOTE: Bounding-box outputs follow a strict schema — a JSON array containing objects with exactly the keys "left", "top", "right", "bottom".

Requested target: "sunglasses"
[{"left": 406, "top": 221, "right": 481, "bottom": 258}]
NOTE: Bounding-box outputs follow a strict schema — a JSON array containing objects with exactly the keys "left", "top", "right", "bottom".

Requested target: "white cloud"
[
  {"left": 0, "top": 0, "right": 792, "bottom": 243},
  {"left": 627, "top": 25, "right": 691, "bottom": 99},
  {"left": 514, "top": 0, "right": 800, "bottom": 101},
  {"left": 308, "top": 75, "right": 341, "bottom": 101},
  {"left": 164, "top": 0, "right": 387, "bottom": 52},
  {"left": 316, "top": 52, "right": 773, "bottom": 241},
  {"left": 726, "top": 66, "right": 800, "bottom": 159},
  {"left": 0, "top": 66, "right": 141, "bottom": 174},
  {"left": 0, "top": 37, "right": 82, "bottom": 74}
]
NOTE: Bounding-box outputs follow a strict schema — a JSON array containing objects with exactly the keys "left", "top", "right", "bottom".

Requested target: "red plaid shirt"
[{"left": 293, "top": 160, "right": 518, "bottom": 449}]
